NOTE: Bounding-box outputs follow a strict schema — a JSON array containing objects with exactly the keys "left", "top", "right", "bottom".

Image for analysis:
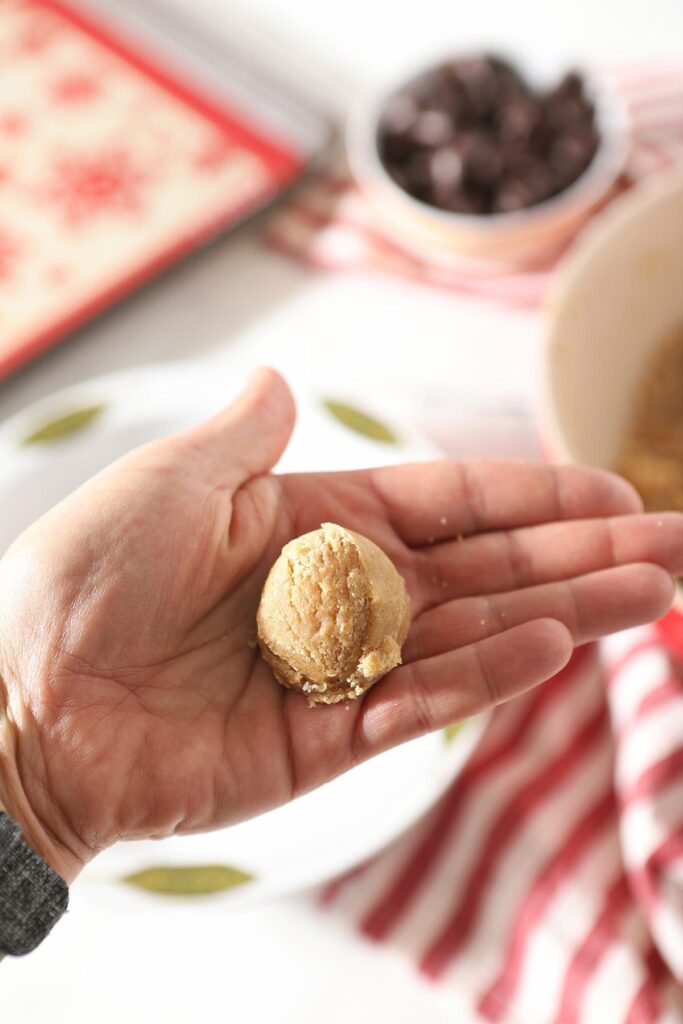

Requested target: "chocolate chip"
[
  {"left": 411, "top": 109, "right": 454, "bottom": 147},
  {"left": 498, "top": 97, "right": 541, "bottom": 144},
  {"left": 543, "top": 93, "right": 594, "bottom": 132},
  {"left": 456, "top": 57, "right": 502, "bottom": 118},
  {"left": 380, "top": 133, "right": 412, "bottom": 164},
  {"left": 430, "top": 145, "right": 465, "bottom": 190},
  {"left": 549, "top": 134, "right": 595, "bottom": 185},
  {"left": 403, "top": 151, "right": 435, "bottom": 197},
  {"left": 524, "top": 165, "right": 557, "bottom": 204},
  {"left": 381, "top": 93, "right": 420, "bottom": 136},
  {"left": 494, "top": 179, "right": 531, "bottom": 213},
  {"left": 555, "top": 70, "right": 585, "bottom": 99},
  {"left": 459, "top": 132, "right": 503, "bottom": 187},
  {"left": 444, "top": 186, "right": 489, "bottom": 215}
]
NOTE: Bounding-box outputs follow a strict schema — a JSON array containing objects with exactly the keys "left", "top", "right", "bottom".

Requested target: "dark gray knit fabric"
[{"left": 0, "top": 812, "right": 68, "bottom": 956}]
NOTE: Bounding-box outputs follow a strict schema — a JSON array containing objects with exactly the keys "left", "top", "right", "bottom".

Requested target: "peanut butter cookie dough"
[{"left": 256, "top": 523, "right": 410, "bottom": 705}]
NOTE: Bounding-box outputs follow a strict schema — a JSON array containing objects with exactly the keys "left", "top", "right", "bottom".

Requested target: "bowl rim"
[
  {"left": 540, "top": 168, "right": 683, "bottom": 609},
  {"left": 347, "top": 51, "right": 631, "bottom": 235},
  {"left": 540, "top": 168, "right": 683, "bottom": 464}
]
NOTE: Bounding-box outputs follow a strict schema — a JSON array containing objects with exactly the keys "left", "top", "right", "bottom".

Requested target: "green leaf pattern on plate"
[
  {"left": 122, "top": 864, "right": 254, "bottom": 896},
  {"left": 22, "top": 404, "right": 105, "bottom": 445},
  {"left": 323, "top": 399, "right": 398, "bottom": 445},
  {"left": 443, "top": 722, "right": 464, "bottom": 744}
]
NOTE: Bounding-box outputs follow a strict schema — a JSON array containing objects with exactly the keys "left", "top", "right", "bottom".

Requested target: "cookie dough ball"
[{"left": 256, "top": 523, "right": 410, "bottom": 705}]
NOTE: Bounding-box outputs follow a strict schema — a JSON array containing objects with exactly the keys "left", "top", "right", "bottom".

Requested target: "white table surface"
[{"left": 1, "top": 1, "right": 680, "bottom": 1020}]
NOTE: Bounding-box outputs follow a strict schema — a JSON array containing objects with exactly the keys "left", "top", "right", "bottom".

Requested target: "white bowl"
[
  {"left": 0, "top": 359, "right": 487, "bottom": 904},
  {"left": 542, "top": 170, "right": 683, "bottom": 610},
  {"left": 347, "top": 53, "right": 629, "bottom": 268}
]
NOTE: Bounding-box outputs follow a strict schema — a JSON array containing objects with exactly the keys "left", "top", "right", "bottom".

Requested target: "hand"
[{"left": 0, "top": 370, "right": 681, "bottom": 883}]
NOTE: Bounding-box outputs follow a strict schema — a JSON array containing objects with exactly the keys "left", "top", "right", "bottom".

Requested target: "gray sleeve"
[{"left": 0, "top": 813, "right": 69, "bottom": 957}]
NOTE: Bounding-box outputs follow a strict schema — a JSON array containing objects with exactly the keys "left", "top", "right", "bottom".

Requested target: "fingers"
[
  {"left": 181, "top": 368, "right": 296, "bottom": 488},
  {"left": 370, "top": 460, "right": 643, "bottom": 546},
  {"left": 418, "top": 511, "right": 683, "bottom": 606},
  {"left": 405, "top": 563, "right": 675, "bottom": 663},
  {"left": 355, "top": 619, "right": 573, "bottom": 757}
]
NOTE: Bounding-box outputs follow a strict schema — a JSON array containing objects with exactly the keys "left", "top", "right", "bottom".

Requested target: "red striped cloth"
[
  {"left": 317, "top": 630, "right": 683, "bottom": 1022},
  {"left": 268, "top": 64, "right": 683, "bottom": 307}
]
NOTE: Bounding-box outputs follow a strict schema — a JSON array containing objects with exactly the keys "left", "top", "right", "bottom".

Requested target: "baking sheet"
[{"left": 0, "top": 0, "right": 331, "bottom": 378}]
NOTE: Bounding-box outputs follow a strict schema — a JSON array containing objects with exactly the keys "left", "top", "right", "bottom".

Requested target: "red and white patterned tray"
[{"left": 0, "top": 0, "right": 313, "bottom": 378}]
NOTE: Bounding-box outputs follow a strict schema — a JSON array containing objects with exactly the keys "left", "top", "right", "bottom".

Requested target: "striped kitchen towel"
[
  {"left": 318, "top": 623, "right": 683, "bottom": 1023},
  {"left": 268, "top": 64, "right": 683, "bottom": 307}
]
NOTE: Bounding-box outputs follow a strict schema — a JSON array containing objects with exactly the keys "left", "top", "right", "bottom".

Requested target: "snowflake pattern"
[
  {"left": 15, "top": 9, "right": 62, "bottom": 55},
  {"left": 49, "top": 71, "right": 101, "bottom": 104},
  {"left": 0, "top": 112, "right": 27, "bottom": 136},
  {"left": 44, "top": 147, "right": 149, "bottom": 225},
  {"left": 0, "top": 231, "right": 21, "bottom": 280},
  {"left": 194, "top": 133, "right": 235, "bottom": 172}
]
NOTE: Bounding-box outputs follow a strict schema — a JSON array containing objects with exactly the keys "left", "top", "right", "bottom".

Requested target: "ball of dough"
[{"left": 256, "top": 523, "right": 411, "bottom": 705}]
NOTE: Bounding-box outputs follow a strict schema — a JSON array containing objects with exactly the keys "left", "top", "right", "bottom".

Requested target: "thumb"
[{"left": 185, "top": 367, "right": 296, "bottom": 488}]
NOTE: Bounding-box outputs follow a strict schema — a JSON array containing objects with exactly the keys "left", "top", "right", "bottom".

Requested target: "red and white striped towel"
[
  {"left": 317, "top": 624, "right": 683, "bottom": 1023},
  {"left": 268, "top": 64, "right": 683, "bottom": 307}
]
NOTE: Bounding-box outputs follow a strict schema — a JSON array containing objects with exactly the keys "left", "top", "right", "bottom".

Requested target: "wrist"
[{"left": 0, "top": 666, "right": 83, "bottom": 885}]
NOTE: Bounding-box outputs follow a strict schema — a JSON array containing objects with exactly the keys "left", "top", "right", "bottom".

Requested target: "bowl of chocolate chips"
[{"left": 348, "top": 53, "right": 628, "bottom": 266}]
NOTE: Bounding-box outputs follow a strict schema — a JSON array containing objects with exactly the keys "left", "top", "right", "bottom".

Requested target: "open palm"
[{"left": 1, "top": 369, "right": 681, "bottom": 883}]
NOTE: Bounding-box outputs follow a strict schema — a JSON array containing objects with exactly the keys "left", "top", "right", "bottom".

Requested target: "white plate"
[{"left": 0, "top": 359, "right": 487, "bottom": 905}]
